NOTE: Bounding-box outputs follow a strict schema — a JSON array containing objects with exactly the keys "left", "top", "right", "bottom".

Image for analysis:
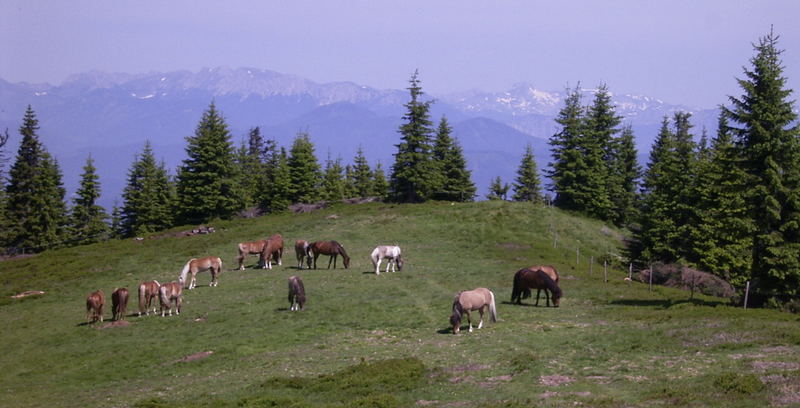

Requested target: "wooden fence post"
[
  {"left": 604, "top": 260, "right": 608, "bottom": 283},
  {"left": 649, "top": 263, "right": 653, "bottom": 292},
  {"left": 744, "top": 281, "right": 750, "bottom": 310},
  {"left": 590, "top": 256, "right": 594, "bottom": 275}
]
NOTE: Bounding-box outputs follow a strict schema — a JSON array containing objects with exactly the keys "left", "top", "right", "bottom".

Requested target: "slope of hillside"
[{"left": 0, "top": 201, "right": 796, "bottom": 407}]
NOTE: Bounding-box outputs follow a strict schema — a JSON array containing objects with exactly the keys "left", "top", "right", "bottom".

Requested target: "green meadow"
[{"left": 1, "top": 201, "right": 798, "bottom": 407}]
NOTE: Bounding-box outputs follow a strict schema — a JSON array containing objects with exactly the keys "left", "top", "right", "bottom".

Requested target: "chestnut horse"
[
  {"left": 111, "top": 287, "right": 129, "bottom": 321},
  {"left": 288, "top": 275, "right": 306, "bottom": 311},
  {"left": 180, "top": 256, "right": 223, "bottom": 289},
  {"left": 159, "top": 279, "right": 183, "bottom": 316},
  {"left": 370, "top": 245, "right": 403, "bottom": 275},
  {"left": 450, "top": 287, "right": 497, "bottom": 334},
  {"left": 309, "top": 240, "right": 350, "bottom": 269},
  {"left": 259, "top": 234, "right": 284, "bottom": 270},
  {"left": 237, "top": 239, "right": 268, "bottom": 270},
  {"left": 138, "top": 280, "right": 160, "bottom": 316},
  {"left": 511, "top": 268, "right": 562, "bottom": 307},
  {"left": 295, "top": 240, "right": 312, "bottom": 269},
  {"left": 86, "top": 289, "right": 105, "bottom": 323}
]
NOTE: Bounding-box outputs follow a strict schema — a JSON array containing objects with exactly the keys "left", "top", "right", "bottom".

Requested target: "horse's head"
[
  {"left": 343, "top": 255, "right": 350, "bottom": 269},
  {"left": 396, "top": 256, "right": 404, "bottom": 271},
  {"left": 552, "top": 288, "right": 562, "bottom": 307},
  {"left": 450, "top": 312, "right": 462, "bottom": 334}
]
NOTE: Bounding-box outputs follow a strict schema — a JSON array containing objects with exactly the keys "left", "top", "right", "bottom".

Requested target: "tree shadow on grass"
[{"left": 610, "top": 298, "right": 728, "bottom": 309}]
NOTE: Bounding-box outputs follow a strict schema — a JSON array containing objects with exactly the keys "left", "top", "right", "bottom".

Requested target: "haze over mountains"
[{"left": 0, "top": 67, "right": 719, "bottom": 209}]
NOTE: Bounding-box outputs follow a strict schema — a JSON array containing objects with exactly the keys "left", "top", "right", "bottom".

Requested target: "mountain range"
[{"left": 0, "top": 67, "right": 719, "bottom": 209}]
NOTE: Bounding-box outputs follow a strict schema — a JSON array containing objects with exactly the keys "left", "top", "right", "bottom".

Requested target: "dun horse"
[
  {"left": 237, "top": 239, "right": 268, "bottom": 270},
  {"left": 511, "top": 267, "right": 562, "bottom": 307},
  {"left": 86, "top": 289, "right": 105, "bottom": 323},
  {"left": 295, "top": 240, "right": 312, "bottom": 269},
  {"left": 370, "top": 245, "right": 403, "bottom": 275},
  {"left": 259, "top": 234, "right": 284, "bottom": 270},
  {"left": 309, "top": 241, "right": 350, "bottom": 269},
  {"left": 159, "top": 279, "right": 183, "bottom": 316},
  {"left": 450, "top": 288, "right": 497, "bottom": 334},
  {"left": 138, "top": 280, "right": 160, "bottom": 316},
  {"left": 180, "top": 256, "right": 223, "bottom": 289},
  {"left": 111, "top": 288, "right": 129, "bottom": 321},
  {"left": 288, "top": 275, "right": 306, "bottom": 311}
]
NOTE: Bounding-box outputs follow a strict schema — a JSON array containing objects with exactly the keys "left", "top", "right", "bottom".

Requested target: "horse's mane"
[{"left": 179, "top": 259, "right": 195, "bottom": 282}]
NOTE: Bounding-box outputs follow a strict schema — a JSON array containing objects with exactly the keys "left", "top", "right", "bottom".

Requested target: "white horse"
[{"left": 370, "top": 245, "right": 403, "bottom": 275}]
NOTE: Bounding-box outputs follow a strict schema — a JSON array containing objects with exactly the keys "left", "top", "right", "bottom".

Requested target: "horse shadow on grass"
[
  {"left": 500, "top": 300, "right": 538, "bottom": 308},
  {"left": 610, "top": 298, "right": 727, "bottom": 309}
]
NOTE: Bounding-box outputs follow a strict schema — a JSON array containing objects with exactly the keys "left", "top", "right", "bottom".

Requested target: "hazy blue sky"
[{"left": 2, "top": 1, "right": 799, "bottom": 108}]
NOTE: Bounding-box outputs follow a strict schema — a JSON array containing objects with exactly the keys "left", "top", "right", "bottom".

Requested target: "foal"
[
  {"left": 288, "top": 276, "right": 306, "bottom": 311},
  {"left": 138, "top": 280, "right": 160, "bottom": 316},
  {"left": 111, "top": 287, "right": 129, "bottom": 321},
  {"left": 86, "top": 289, "right": 105, "bottom": 323}
]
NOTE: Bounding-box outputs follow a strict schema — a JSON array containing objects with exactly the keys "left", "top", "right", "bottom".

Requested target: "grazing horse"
[
  {"left": 527, "top": 265, "right": 560, "bottom": 305},
  {"left": 450, "top": 288, "right": 497, "bottom": 334},
  {"left": 111, "top": 288, "right": 129, "bottom": 321},
  {"left": 237, "top": 239, "right": 268, "bottom": 270},
  {"left": 295, "top": 240, "right": 312, "bottom": 269},
  {"left": 309, "top": 240, "right": 350, "bottom": 269},
  {"left": 138, "top": 280, "right": 160, "bottom": 316},
  {"left": 159, "top": 279, "right": 183, "bottom": 316},
  {"left": 259, "top": 234, "right": 284, "bottom": 270},
  {"left": 86, "top": 289, "right": 105, "bottom": 323},
  {"left": 370, "top": 245, "right": 403, "bottom": 275},
  {"left": 180, "top": 256, "right": 223, "bottom": 289},
  {"left": 511, "top": 268, "right": 562, "bottom": 307},
  {"left": 288, "top": 275, "right": 306, "bottom": 311}
]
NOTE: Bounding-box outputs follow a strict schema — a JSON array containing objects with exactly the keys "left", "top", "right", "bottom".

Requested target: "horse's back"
[
  {"left": 459, "top": 287, "right": 492, "bottom": 309},
  {"left": 530, "top": 265, "right": 559, "bottom": 283}
]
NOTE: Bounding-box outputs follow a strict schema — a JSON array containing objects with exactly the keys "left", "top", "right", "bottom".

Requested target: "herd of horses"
[{"left": 84, "top": 235, "right": 563, "bottom": 334}]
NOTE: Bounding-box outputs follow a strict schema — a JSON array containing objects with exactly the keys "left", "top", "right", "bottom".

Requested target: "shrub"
[{"left": 713, "top": 373, "right": 765, "bottom": 394}]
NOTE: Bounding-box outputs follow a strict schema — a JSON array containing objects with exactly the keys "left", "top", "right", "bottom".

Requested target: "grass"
[{"left": 1, "top": 201, "right": 799, "bottom": 407}]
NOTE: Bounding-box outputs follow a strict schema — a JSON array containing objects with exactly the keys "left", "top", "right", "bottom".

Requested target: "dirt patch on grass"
[
  {"left": 753, "top": 361, "right": 800, "bottom": 373},
  {"left": 176, "top": 351, "right": 214, "bottom": 363},
  {"left": 540, "top": 391, "right": 591, "bottom": 398},
  {"left": 96, "top": 320, "right": 131, "bottom": 329},
  {"left": 478, "top": 375, "right": 512, "bottom": 388},
  {"left": 446, "top": 364, "right": 491, "bottom": 373},
  {"left": 539, "top": 375, "right": 575, "bottom": 387},
  {"left": 762, "top": 374, "right": 800, "bottom": 406}
]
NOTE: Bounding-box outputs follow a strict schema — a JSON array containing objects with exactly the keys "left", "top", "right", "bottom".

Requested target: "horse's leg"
[
  {"left": 375, "top": 257, "right": 381, "bottom": 275},
  {"left": 313, "top": 253, "right": 319, "bottom": 269},
  {"left": 545, "top": 289, "right": 551, "bottom": 307},
  {"left": 238, "top": 254, "right": 245, "bottom": 270},
  {"left": 467, "top": 310, "right": 473, "bottom": 332},
  {"left": 535, "top": 288, "right": 541, "bottom": 306},
  {"left": 176, "top": 296, "right": 181, "bottom": 315},
  {"left": 277, "top": 249, "right": 282, "bottom": 266},
  {"left": 327, "top": 255, "right": 334, "bottom": 269},
  {"left": 478, "top": 306, "right": 485, "bottom": 329}
]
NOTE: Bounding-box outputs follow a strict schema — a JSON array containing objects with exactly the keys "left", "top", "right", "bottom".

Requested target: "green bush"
[{"left": 713, "top": 373, "right": 765, "bottom": 394}]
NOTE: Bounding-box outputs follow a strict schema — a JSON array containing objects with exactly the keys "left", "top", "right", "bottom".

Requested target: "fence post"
[
  {"left": 576, "top": 246, "right": 580, "bottom": 266},
  {"left": 649, "top": 263, "right": 653, "bottom": 292},
  {"left": 604, "top": 260, "right": 608, "bottom": 283},
  {"left": 553, "top": 233, "right": 558, "bottom": 249},
  {"left": 744, "top": 281, "right": 750, "bottom": 310},
  {"left": 590, "top": 256, "right": 594, "bottom": 275},
  {"left": 628, "top": 263, "right": 633, "bottom": 280}
]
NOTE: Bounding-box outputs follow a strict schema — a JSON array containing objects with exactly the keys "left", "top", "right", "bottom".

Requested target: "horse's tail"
[
  {"left": 488, "top": 290, "right": 497, "bottom": 323},
  {"left": 180, "top": 259, "right": 194, "bottom": 283},
  {"left": 511, "top": 270, "right": 522, "bottom": 302},
  {"left": 370, "top": 247, "right": 379, "bottom": 268},
  {"left": 159, "top": 285, "right": 168, "bottom": 306}
]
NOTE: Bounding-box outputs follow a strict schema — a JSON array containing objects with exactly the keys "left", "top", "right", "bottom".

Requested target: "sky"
[{"left": 2, "top": 1, "right": 799, "bottom": 108}]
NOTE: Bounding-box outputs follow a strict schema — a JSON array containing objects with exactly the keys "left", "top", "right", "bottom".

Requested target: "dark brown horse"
[
  {"left": 111, "top": 288, "right": 129, "bottom": 321},
  {"left": 309, "top": 240, "right": 350, "bottom": 269},
  {"left": 295, "top": 240, "right": 312, "bottom": 269},
  {"left": 511, "top": 268, "right": 562, "bottom": 307},
  {"left": 259, "top": 234, "right": 284, "bottom": 270},
  {"left": 159, "top": 280, "right": 183, "bottom": 316},
  {"left": 86, "top": 289, "right": 105, "bottom": 323},
  {"left": 138, "top": 280, "right": 160, "bottom": 316},
  {"left": 450, "top": 288, "right": 497, "bottom": 334},
  {"left": 288, "top": 275, "right": 306, "bottom": 311}
]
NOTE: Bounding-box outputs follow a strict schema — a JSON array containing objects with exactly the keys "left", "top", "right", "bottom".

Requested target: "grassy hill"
[{"left": 1, "top": 201, "right": 798, "bottom": 407}]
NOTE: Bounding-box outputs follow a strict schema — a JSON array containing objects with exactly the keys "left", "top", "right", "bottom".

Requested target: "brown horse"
[
  {"left": 511, "top": 268, "right": 562, "bottom": 307},
  {"left": 159, "top": 280, "right": 183, "bottom": 316},
  {"left": 309, "top": 240, "right": 350, "bottom": 269},
  {"left": 180, "top": 256, "right": 223, "bottom": 289},
  {"left": 86, "top": 289, "right": 105, "bottom": 323},
  {"left": 259, "top": 234, "right": 284, "bottom": 270},
  {"left": 450, "top": 288, "right": 497, "bottom": 334},
  {"left": 295, "top": 240, "right": 312, "bottom": 269},
  {"left": 527, "top": 265, "right": 560, "bottom": 305},
  {"left": 237, "top": 239, "right": 268, "bottom": 270},
  {"left": 138, "top": 280, "right": 160, "bottom": 316},
  {"left": 288, "top": 275, "right": 306, "bottom": 311},
  {"left": 111, "top": 288, "right": 129, "bottom": 321}
]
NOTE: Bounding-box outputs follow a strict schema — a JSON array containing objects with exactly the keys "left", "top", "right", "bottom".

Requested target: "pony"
[
  {"left": 511, "top": 268, "right": 562, "bottom": 307},
  {"left": 258, "top": 234, "right": 284, "bottom": 270},
  {"left": 527, "top": 265, "right": 560, "bottom": 305},
  {"left": 295, "top": 240, "right": 312, "bottom": 269},
  {"left": 111, "top": 287, "right": 129, "bottom": 321},
  {"left": 180, "top": 256, "right": 223, "bottom": 289},
  {"left": 450, "top": 288, "right": 497, "bottom": 334},
  {"left": 309, "top": 241, "right": 350, "bottom": 269},
  {"left": 288, "top": 275, "right": 306, "bottom": 311},
  {"left": 138, "top": 280, "right": 160, "bottom": 316},
  {"left": 159, "top": 279, "right": 184, "bottom": 316},
  {"left": 237, "top": 239, "right": 269, "bottom": 270},
  {"left": 370, "top": 245, "right": 403, "bottom": 275},
  {"left": 86, "top": 289, "right": 105, "bottom": 323}
]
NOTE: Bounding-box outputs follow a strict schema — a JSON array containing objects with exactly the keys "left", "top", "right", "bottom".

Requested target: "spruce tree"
[
  {"left": 372, "top": 162, "right": 389, "bottom": 199},
  {"left": 110, "top": 200, "right": 123, "bottom": 239},
  {"left": 432, "top": 116, "right": 476, "bottom": 202},
  {"left": 487, "top": 176, "right": 510, "bottom": 200},
  {"left": 321, "top": 154, "right": 346, "bottom": 201},
  {"left": 4, "top": 106, "right": 67, "bottom": 252},
  {"left": 548, "top": 86, "right": 585, "bottom": 211},
  {"left": 0, "top": 128, "right": 9, "bottom": 247},
  {"left": 259, "top": 142, "right": 292, "bottom": 213},
  {"left": 351, "top": 147, "right": 374, "bottom": 198},
  {"left": 121, "top": 142, "right": 175, "bottom": 236},
  {"left": 390, "top": 70, "right": 436, "bottom": 203},
  {"left": 287, "top": 132, "right": 322, "bottom": 204},
  {"left": 671, "top": 111, "right": 699, "bottom": 255},
  {"left": 581, "top": 84, "right": 619, "bottom": 220},
  {"left": 175, "top": 102, "right": 244, "bottom": 223},
  {"left": 511, "top": 144, "right": 542, "bottom": 202},
  {"left": 69, "top": 156, "right": 109, "bottom": 245},
  {"left": 608, "top": 124, "right": 641, "bottom": 227},
  {"left": 725, "top": 31, "right": 800, "bottom": 296}
]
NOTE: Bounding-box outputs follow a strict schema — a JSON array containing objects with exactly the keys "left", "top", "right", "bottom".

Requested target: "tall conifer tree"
[
  {"left": 352, "top": 147, "right": 374, "bottom": 198},
  {"left": 581, "top": 84, "right": 620, "bottom": 220},
  {"left": 175, "top": 102, "right": 244, "bottom": 223},
  {"left": 512, "top": 144, "right": 542, "bottom": 202},
  {"left": 608, "top": 124, "right": 641, "bottom": 227},
  {"left": 432, "top": 116, "right": 476, "bottom": 202},
  {"left": 121, "top": 142, "right": 175, "bottom": 236},
  {"left": 321, "top": 154, "right": 346, "bottom": 201},
  {"left": 372, "top": 162, "right": 389, "bottom": 199},
  {"left": 69, "top": 156, "right": 109, "bottom": 244},
  {"left": 287, "top": 132, "right": 322, "bottom": 204},
  {"left": 548, "top": 86, "right": 585, "bottom": 210}
]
